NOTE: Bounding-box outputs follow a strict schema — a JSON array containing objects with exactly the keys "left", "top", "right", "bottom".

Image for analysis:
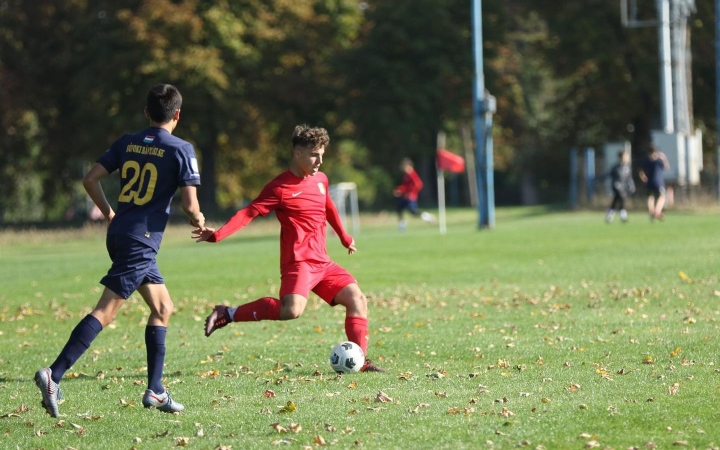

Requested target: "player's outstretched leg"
[
  {"left": 335, "top": 284, "right": 387, "bottom": 373},
  {"left": 34, "top": 368, "right": 64, "bottom": 417},
  {"left": 205, "top": 305, "right": 232, "bottom": 337},
  {"left": 142, "top": 389, "right": 184, "bottom": 413}
]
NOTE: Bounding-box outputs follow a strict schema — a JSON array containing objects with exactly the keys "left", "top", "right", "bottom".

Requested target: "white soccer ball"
[{"left": 329, "top": 341, "right": 365, "bottom": 373}]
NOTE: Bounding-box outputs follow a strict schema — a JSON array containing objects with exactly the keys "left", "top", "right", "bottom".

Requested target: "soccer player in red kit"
[
  {"left": 193, "top": 125, "right": 385, "bottom": 372},
  {"left": 393, "top": 157, "right": 435, "bottom": 230}
]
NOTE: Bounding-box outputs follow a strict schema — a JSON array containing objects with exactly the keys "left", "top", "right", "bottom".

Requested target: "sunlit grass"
[{"left": 1, "top": 207, "right": 719, "bottom": 449}]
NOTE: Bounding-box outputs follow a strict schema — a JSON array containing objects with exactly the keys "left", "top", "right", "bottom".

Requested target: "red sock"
[
  {"left": 232, "top": 297, "right": 281, "bottom": 322},
  {"left": 345, "top": 316, "right": 369, "bottom": 355}
]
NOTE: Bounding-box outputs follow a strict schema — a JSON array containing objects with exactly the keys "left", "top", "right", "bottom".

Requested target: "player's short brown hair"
[{"left": 292, "top": 125, "right": 329, "bottom": 150}]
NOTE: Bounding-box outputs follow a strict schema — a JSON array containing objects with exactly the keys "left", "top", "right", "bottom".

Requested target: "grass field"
[{"left": 1, "top": 207, "right": 719, "bottom": 449}]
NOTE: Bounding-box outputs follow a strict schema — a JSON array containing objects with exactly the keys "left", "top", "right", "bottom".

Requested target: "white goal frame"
[{"left": 329, "top": 182, "right": 360, "bottom": 236}]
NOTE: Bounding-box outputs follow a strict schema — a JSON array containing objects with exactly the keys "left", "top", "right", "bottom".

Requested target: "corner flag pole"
[{"left": 472, "top": 0, "right": 496, "bottom": 229}]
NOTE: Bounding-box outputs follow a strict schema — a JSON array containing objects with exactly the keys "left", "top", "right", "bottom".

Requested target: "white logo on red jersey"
[
  {"left": 317, "top": 183, "right": 326, "bottom": 195},
  {"left": 292, "top": 191, "right": 302, "bottom": 197}
]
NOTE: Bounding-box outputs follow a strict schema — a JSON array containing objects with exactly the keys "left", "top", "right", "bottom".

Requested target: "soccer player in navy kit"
[
  {"left": 35, "top": 84, "right": 205, "bottom": 416},
  {"left": 194, "top": 125, "right": 385, "bottom": 372},
  {"left": 638, "top": 146, "right": 670, "bottom": 221}
]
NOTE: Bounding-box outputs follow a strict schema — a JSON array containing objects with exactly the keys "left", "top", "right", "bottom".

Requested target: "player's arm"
[
  {"left": 82, "top": 163, "right": 115, "bottom": 222},
  {"left": 180, "top": 186, "right": 205, "bottom": 229},
  {"left": 660, "top": 152, "right": 670, "bottom": 168},
  {"left": 325, "top": 191, "right": 355, "bottom": 254},
  {"left": 638, "top": 168, "right": 647, "bottom": 183},
  {"left": 192, "top": 206, "right": 260, "bottom": 243}
]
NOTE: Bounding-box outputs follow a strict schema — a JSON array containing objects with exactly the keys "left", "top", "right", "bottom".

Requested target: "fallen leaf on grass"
[
  {"left": 668, "top": 383, "right": 680, "bottom": 396},
  {"left": 175, "top": 437, "right": 190, "bottom": 446},
  {"left": 374, "top": 392, "right": 393, "bottom": 403},
  {"left": 278, "top": 401, "right": 297, "bottom": 413},
  {"left": 313, "top": 435, "right": 326, "bottom": 445},
  {"left": 263, "top": 390, "right": 276, "bottom": 398},
  {"left": 347, "top": 381, "right": 358, "bottom": 389}
]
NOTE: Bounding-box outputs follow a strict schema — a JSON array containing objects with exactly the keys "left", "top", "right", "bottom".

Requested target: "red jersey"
[
  {"left": 209, "top": 170, "right": 352, "bottom": 267},
  {"left": 395, "top": 169, "right": 423, "bottom": 201}
]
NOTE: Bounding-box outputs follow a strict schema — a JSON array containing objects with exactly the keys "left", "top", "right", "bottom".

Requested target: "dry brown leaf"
[
  {"left": 153, "top": 430, "right": 170, "bottom": 438},
  {"left": 289, "top": 423, "right": 302, "bottom": 433},
  {"left": 347, "top": 381, "right": 358, "bottom": 389},
  {"left": 313, "top": 435, "right": 326, "bottom": 446},
  {"left": 374, "top": 391, "right": 393, "bottom": 403},
  {"left": 214, "top": 446, "right": 232, "bottom": 450},
  {"left": 672, "top": 441, "right": 689, "bottom": 446},
  {"left": 271, "top": 423, "right": 287, "bottom": 433},
  {"left": 263, "top": 390, "right": 276, "bottom": 398},
  {"left": 668, "top": 383, "right": 680, "bottom": 396}
]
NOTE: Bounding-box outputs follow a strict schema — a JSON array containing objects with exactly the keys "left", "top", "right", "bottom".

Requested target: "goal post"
[{"left": 329, "top": 182, "right": 360, "bottom": 236}]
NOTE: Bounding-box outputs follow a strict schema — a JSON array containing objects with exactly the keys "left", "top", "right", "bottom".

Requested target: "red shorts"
[{"left": 280, "top": 261, "right": 357, "bottom": 303}]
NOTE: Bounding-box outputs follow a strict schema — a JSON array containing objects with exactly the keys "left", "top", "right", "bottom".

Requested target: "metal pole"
[
  {"left": 658, "top": 0, "right": 674, "bottom": 133},
  {"left": 484, "top": 107, "right": 496, "bottom": 228},
  {"left": 472, "top": 0, "right": 494, "bottom": 229},
  {"left": 570, "top": 148, "right": 578, "bottom": 208},
  {"left": 585, "top": 147, "right": 595, "bottom": 204}
]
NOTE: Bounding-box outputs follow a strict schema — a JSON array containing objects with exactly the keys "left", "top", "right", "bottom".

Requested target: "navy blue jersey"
[
  {"left": 642, "top": 157, "right": 665, "bottom": 189},
  {"left": 97, "top": 127, "right": 200, "bottom": 250}
]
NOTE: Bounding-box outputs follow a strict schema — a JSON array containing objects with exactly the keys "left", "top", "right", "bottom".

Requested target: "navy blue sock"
[
  {"left": 145, "top": 326, "right": 167, "bottom": 394},
  {"left": 49, "top": 315, "right": 103, "bottom": 384}
]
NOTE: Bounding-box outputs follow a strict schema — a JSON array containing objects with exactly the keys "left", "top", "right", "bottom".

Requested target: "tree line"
[{"left": 1, "top": 0, "right": 716, "bottom": 222}]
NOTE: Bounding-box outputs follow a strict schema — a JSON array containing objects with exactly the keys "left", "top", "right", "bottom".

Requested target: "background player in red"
[
  {"left": 34, "top": 84, "right": 205, "bottom": 417},
  {"left": 194, "top": 125, "right": 385, "bottom": 372},
  {"left": 393, "top": 157, "right": 435, "bottom": 230}
]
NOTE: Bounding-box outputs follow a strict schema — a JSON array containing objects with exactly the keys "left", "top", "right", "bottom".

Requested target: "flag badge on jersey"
[{"left": 143, "top": 135, "right": 155, "bottom": 144}]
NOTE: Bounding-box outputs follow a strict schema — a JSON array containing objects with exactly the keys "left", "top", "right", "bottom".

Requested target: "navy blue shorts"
[
  {"left": 397, "top": 197, "right": 419, "bottom": 214},
  {"left": 100, "top": 235, "right": 164, "bottom": 299}
]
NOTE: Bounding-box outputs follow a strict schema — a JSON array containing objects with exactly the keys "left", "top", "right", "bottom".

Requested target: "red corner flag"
[{"left": 436, "top": 149, "right": 465, "bottom": 173}]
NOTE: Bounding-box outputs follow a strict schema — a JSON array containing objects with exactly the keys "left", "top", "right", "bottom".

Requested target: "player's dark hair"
[
  {"left": 292, "top": 125, "right": 329, "bottom": 150},
  {"left": 617, "top": 150, "right": 626, "bottom": 159},
  {"left": 146, "top": 84, "right": 182, "bottom": 124}
]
